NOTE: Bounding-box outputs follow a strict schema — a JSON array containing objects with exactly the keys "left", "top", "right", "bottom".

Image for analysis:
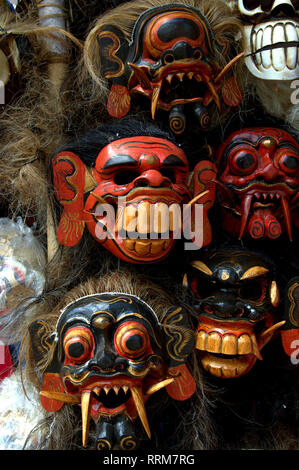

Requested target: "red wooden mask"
[
  {"left": 52, "top": 136, "right": 192, "bottom": 263},
  {"left": 29, "top": 293, "right": 195, "bottom": 449},
  {"left": 216, "top": 128, "right": 299, "bottom": 241},
  {"left": 98, "top": 4, "right": 242, "bottom": 134}
]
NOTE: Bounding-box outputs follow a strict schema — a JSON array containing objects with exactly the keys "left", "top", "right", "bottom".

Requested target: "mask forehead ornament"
[
  {"left": 29, "top": 291, "right": 195, "bottom": 449},
  {"left": 185, "top": 249, "right": 284, "bottom": 378},
  {"left": 96, "top": 3, "right": 242, "bottom": 134},
  {"left": 52, "top": 135, "right": 194, "bottom": 263},
  {"left": 216, "top": 127, "right": 299, "bottom": 241},
  {"left": 237, "top": 0, "right": 299, "bottom": 79}
]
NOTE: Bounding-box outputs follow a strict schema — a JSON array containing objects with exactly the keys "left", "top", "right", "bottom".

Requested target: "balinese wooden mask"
[
  {"left": 97, "top": 3, "right": 242, "bottom": 134},
  {"left": 29, "top": 292, "right": 195, "bottom": 449},
  {"left": 216, "top": 127, "right": 299, "bottom": 241},
  {"left": 184, "top": 248, "right": 283, "bottom": 378},
  {"left": 52, "top": 135, "right": 193, "bottom": 264}
]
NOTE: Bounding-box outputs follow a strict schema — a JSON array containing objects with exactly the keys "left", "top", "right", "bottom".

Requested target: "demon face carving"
[
  {"left": 237, "top": 0, "right": 299, "bottom": 80},
  {"left": 52, "top": 134, "right": 194, "bottom": 264},
  {"left": 216, "top": 127, "right": 299, "bottom": 241},
  {"left": 96, "top": 3, "right": 242, "bottom": 134},
  {"left": 30, "top": 292, "right": 195, "bottom": 450},
  {"left": 185, "top": 249, "right": 283, "bottom": 378}
]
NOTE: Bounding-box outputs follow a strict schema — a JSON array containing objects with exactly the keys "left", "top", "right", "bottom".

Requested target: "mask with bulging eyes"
[
  {"left": 29, "top": 292, "right": 196, "bottom": 450},
  {"left": 52, "top": 135, "right": 193, "bottom": 264},
  {"left": 235, "top": 0, "right": 299, "bottom": 79},
  {"left": 216, "top": 127, "right": 299, "bottom": 241},
  {"left": 184, "top": 248, "right": 283, "bottom": 379}
]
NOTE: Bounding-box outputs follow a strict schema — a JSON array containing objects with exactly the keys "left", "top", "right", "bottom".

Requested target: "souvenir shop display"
[{"left": 0, "top": 0, "right": 297, "bottom": 452}]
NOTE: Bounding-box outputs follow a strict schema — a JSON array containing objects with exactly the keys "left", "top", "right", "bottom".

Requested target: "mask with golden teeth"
[
  {"left": 216, "top": 127, "right": 299, "bottom": 241},
  {"left": 93, "top": 1, "right": 242, "bottom": 134},
  {"left": 29, "top": 290, "right": 196, "bottom": 450},
  {"left": 51, "top": 122, "right": 195, "bottom": 263},
  {"left": 184, "top": 248, "right": 284, "bottom": 379}
]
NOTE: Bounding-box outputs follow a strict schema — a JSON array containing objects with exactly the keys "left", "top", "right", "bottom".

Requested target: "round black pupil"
[
  {"left": 235, "top": 153, "right": 255, "bottom": 170},
  {"left": 68, "top": 342, "right": 85, "bottom": 358},
  {"left": 126, "top": 334, "right": 144, "bottom": 351},
  {"left": 284, "top": 155, "right": 299, "bottom": 170}
]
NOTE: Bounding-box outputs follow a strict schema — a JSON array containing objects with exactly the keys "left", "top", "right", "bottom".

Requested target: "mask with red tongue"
[
  {"left": 184, "top": 248, "right": 284, "bottom": 379},
  {"left": 216, "top": 127, "right": 299, "bottom": 241},
  {"left": 29, "top": 283, "right": 195, "bottom": 450}
]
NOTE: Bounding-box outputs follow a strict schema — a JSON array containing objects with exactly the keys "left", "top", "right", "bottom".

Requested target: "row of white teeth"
[
  {"left": 93, "top": 385, "right": 129, "bottom": 395},
  {"left": 115, "top": 202, "right": 182, "bottom": 234},
  {"left": 250, "top": 21, "right": 299, "bottom": 71},
  {"left": 165, "top": 71, "right": 202, "bottom": 84},
  {"left": 197, "top": 330, "right": 260, "bottom": 356}
]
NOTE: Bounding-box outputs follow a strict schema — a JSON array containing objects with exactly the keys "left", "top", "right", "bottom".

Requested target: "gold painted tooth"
[
  {"left": 135, "top": 239, "right": 151, "bottom": 255},
  {"left": 113, "top": 386, "right": 120, "bottom": 395},
  {"left": 237, "top": 334, "right": 252, "bottom": 355},
  {"left": 124, "top": 205, "right": 138, "bottom": 232},
  {"left": 81, "top": 390, "right": 92, "bottom": 448},
  {"left": 150, "top": 239, "right": 164, "bottom": 254},
  {"left": 176, "top": 72, "right": 184, "bottom": 81},
  {"left": 221, "top": 334, "right": 238, "bottom": 355},
  {"left": 137, "top": 202, "right": 152, "bottom": 234},
  {"left": 196, "top": 330, "right": 208, "bottom": 351},
  {"left": 206, "top": 332, "right": 222, "bottom": 353},
  {"left": 93, "top": 386, "right": 101, "bottom": 396},
  {"left": 187, "top": 71, "right": 194, "bottom": 79},
  {"left": 103, "top": 386, "right": 110, "bottom": 394},
  {"left": 195, "top": 74, "right": 202, "bottom": 82},
  {"left": 260, "top": 321, "right": 286, "bottom": 340},
  {"left": 123, "top": 239, "right": 135, "bottom": 251},
  {"left": 270, "top": 281, "right": 280, "bottom": 308},
  {"left": 169, "top": 204, "right": 181, "bottom": 232},
  {"left": 166, "top": 73, "right": 173, "bottom": 84},
  {"left": 153, "top": 202, "right": 169, "bottom": 233},
  {"left": 131, "top": 386, "right": 151, "bottom": 439},
  {"left": 146, "top": 378, "right": 175, "bottom": 396},
  {"left": 115, "top": 206, "right": 125, "bottom": 233},
  {"left": 122, "top": 385, "right": 129, "bottom": 394}
]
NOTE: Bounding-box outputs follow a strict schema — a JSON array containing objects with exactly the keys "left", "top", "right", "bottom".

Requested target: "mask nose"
[{"left": 134, "top": 170, "right": 172, "bottom": 187}]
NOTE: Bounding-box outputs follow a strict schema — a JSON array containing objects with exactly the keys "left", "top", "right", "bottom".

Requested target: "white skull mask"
[{"left": 237, "top": 0, "right": 299, "bottom": 79}]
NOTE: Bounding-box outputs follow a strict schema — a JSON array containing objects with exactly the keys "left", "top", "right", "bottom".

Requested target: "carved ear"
[
  {"left": 281, "top": 277, "right": 299, "bottom": 357},
  {"left": 98, "top": 26, "right": 131, "bottom": 118},
  {"left": 29, "top": 320, "right": 64, "bottom": 412},
  {"left": 162, "top": 306, "right": 196, "bottom": 401},
  {"left": 52, "top": 152, "right": 87, "bottom": 247}
]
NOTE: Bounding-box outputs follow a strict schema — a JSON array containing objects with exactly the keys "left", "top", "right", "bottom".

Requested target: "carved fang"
[
  {"left": 239, "top": 194, "right": 253, "bottom": 239},
  {"left": 131, "top": 386, "right": 151, "bottom": 439},
  {"left": 146, "top": 378, "right": 175, "bottom": 396},
  {"left": 81, "top": 390, "right": 92, "bottom": 447},
  {"left": 281, "top": 196, "right": 292, "bottom": 241},
  {"left": 151, "top": 85, "right": 161, "bottom": 119}
]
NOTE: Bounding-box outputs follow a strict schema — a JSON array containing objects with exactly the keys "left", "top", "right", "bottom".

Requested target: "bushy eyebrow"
[{"left": 102, "top": 154, "right": 138, "bottom": 170}]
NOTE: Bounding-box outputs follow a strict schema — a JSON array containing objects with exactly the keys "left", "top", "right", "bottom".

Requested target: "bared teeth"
[
  {"left": 263, "top": 193, "right": 268, "bottom": 199},
  {"left": 195, "top": 73, "right": 202, "bottom": 82},
  {"left": 93, "top": 386, "right": 101, "bottom": 396},
  {"left": 103, "top": 386, "right": 110, "bottom": 395},
  {"left": 122, "top": 385, "right": 129, "bottom": 394},
  {"left": 196, "top": 330, "right": 262, "bottom": 357},
  {"left": 187, "top": 71, "right": 194, "bottom": 79},
  {"left": 113, "top": 386, "right": 120, "bottom": 395},
  {"left": 276, "top": 194, "right": 281, "bottom": 199},
  {"left": 254, "top": 193, "right": 260, "bottom": 199},
  {"left": 166, "top": 74, "right": 174, "bottom": 84},
  {"left": 176, "top": 72, "right": 185, "bottom": 81}
]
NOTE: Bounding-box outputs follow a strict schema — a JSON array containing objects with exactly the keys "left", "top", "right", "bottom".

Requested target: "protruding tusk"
[
  {"left": 146, "top": 378, "right": 175, "bottom": 396},
  {"left": 81, "top": 390, "right": 92, "bottom": 448},
  {"left": 281, "top": 196, "right": 292, "bottom": 241},
  {"left": 185, "top": 190, "right": 210, "bottom": 208},
  {"left": 270, "top": 280, "right": 280, "bottom": 307},
  {"left": 251, "top": 334, "right": 263, "bottom": 360},
  {"left": 239, "top": 194, "right": 253, "bottom": 240},
  {"left": 151, "top": 85, "right": 161, "bottom": 119},
  {"left": 206, "top": 81, "right": 221, "bottom": 110},
  {"left": 214, "top": 52, "right": 244, "bottom": 83},
  {"left": 40, "top": 391, "right": 81, "bottom": 404},
  {"left": 260, "top": 320, "right": 286, "bottom": 340},
  {"left": 131, "top": 386, "right": 151, "bottom": 439}
]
